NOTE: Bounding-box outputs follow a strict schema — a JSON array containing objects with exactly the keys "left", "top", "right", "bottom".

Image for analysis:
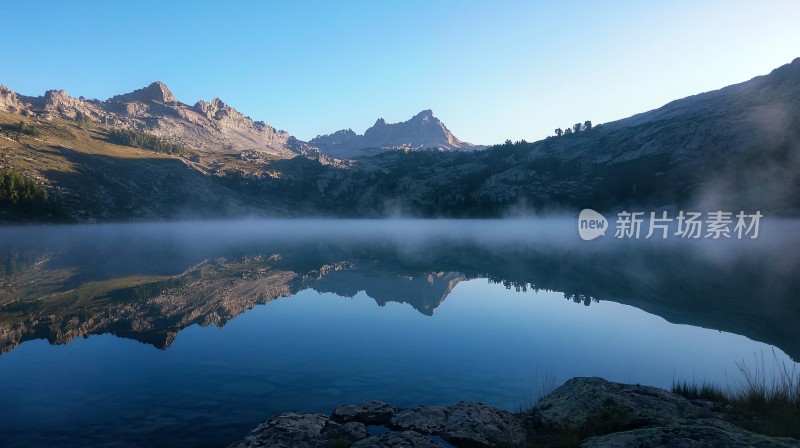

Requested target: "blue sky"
[{"left": 2, "top": 1, "right": 798, "bottom": 144}]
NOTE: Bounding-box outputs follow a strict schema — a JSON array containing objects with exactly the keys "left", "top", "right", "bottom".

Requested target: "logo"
[{"left": 578, "top": 209, "right": 608, "bottom": 240}]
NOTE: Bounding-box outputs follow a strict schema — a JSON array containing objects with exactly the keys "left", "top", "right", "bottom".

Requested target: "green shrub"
[
  {"left": 1, "top": 120, "right": 41, "bottom": 137},
  {"left": 75, "top": 111, "right": 94, "bottom": 129}
]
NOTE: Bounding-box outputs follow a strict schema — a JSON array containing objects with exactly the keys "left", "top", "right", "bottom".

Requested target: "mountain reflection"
[{"left": 0, "top": 220, "right": 798, "bottom": 360}]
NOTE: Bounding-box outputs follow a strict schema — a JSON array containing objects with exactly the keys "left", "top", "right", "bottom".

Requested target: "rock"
[
  {"left": 352, "top": 430, "right": 447, "bottom": 447},
  {"left": 322, "top": 421, "right": 370, "bottom": 445},
  {"left": 109, "top": 81, "right": 177, "bottom": 104},
  {"left": 535, "top": 377, "right": 716, "bottom": 433},
  {"left": 580, "top": 419, "right": 799, "bottom": 448},
  {"left": 332, "top": 401, "right": 400, "bottom": 425},
  {"left": 228, "top": 377, "right": 799, "bottom": 448},
  {"left": 390, "top": 402, "right": 529, "bottom": 447},
  {"left": 228, "top": 412, "right": 329, "bottom": 448},
  {"left": 390, "top": 405, "right": 448, "bottom": 434},
  {"left": 441, "top": 402, "right": 529, "bottom": 446}
]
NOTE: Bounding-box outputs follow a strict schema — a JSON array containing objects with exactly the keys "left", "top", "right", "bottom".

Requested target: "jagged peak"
[
  {"left": 43, "top": 89, "right": 73, "bottom": 100},
  {"left": 194, "top": 96, "right": 241, "bottom": 119},
  {"left": 328, "top": 128, "right": 356, "bottom": 136},
  {"left": 209, "top": 97, "right": 226, "bottom": 108},
  {"left": 110, "top": 81, "right": 176, "bottom": 103},
  {"left": 414, "top": 109, "right": 434, "bottom": 119}
]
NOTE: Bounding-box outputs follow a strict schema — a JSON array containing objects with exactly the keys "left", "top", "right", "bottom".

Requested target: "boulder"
[
  {"left": 581, "top": 419, "right": 799, "bottom": 448},
  {"left": 229, "top": 412, "right": 329, "bottom": 448},
  {"left": 390, "top": 401, "right": 529, "bottom": 447},
  {"left": 536, "top": 377, "right": 716, "bottom": 433}
]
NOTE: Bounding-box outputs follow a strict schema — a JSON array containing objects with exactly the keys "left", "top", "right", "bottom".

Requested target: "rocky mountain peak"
[
  {"left": 311, "top": 110, "right": 483, "bottom": 158},
  {"left": 413, "top": 109, "right": 434, "bottom": 120},
  {"left": 194, "top": 96, "right": 250, "bottom": 124},
  {"left": 43, "top": 89, "right": 73, "bottom": 104},
  {"left": 110, "top": 81, "right": 176, "bottom": 104}
]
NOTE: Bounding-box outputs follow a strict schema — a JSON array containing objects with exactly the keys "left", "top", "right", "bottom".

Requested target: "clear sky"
[{"left": 2, "top": 1, "right": 798, "bottom": 144}]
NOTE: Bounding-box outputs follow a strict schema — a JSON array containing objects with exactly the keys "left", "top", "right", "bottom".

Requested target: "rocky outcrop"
[
  {"left": 388, "top": 401, "right": 530, "bottom": 446},
  {"left": 310, "top": 109, "right": 484, "bottom": 159},
  {"left": 230, "top": 377, "right": 798, "bottom": 447},
  {"left": 535, "top": 377, "right": 717, "bottom": 429},
  {"left": 581, "top": 420, "right": 799, "bottom": 448},
  {"left": 0, "top": 85, "right": 31, "bottom": 114},
  {"left": 231, "top": 401, "right": 530, "bottom": 447},
  {"left": 109, "top": 81, "right": 177, "bottom": 104}
]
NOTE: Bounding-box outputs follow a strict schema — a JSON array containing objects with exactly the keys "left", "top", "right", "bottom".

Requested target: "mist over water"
[{"left": 0, "top": 218, "right": 798, "bottom": 447}]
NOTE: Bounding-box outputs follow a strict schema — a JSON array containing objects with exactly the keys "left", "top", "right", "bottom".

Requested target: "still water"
[{"left": 0, "top": 220, "right": 798, "bottom": 447}]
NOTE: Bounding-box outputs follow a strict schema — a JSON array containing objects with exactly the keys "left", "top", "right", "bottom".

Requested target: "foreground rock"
[
  {"left": 228, "top": 412, "right": 368, "bottom": 448},
  {"left": 230, "top": 377, "right": 799, "bottom": 447},
  {"left": 581, "top": 420, "right": 799, "bottom": 448},
  {"left": 535, "top": 377, "right": 718, "bottom": 430},
  {"left": 231, "top": 401, "right": 529, "bottom": 447},
  {"left": 388, "top": 401, "right": 529, "bottom": 446},
  {"left": 533, "top": 378, "right": 798, "bottom": 447}
]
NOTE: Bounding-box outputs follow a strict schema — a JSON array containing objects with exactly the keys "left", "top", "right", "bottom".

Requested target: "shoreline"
[{"left": 229, "top": 377, "right": 799, "bottom": 447}]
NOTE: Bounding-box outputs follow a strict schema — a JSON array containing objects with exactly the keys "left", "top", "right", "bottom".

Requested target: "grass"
[
  {"left": 517, "top": 372, "right": 558, "bottom": 414},
  {"left": 672, "top": 350, "right": 800, "bottom": 438}
]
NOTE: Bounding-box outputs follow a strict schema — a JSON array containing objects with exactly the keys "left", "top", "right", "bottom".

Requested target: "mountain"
[
  {"left": 0, "top": 81, "right": 310, "bottom": 160},
  {"left": 310, "top": 109, "right": 484, "bottom": 159},
  {"left": 0, "top": 57, "right": 799, "bottom": 221}
]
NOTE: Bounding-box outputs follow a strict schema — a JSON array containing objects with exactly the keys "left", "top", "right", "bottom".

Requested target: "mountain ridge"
[{"left": 0, "top": 80, "right": 305, "bottom": 160}]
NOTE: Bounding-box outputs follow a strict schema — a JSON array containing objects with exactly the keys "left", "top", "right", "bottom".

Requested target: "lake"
[{"left": 0, "top": 219, "right": 798, "bottom": 447}]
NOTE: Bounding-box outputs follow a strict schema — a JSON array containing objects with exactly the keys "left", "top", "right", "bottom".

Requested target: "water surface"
[{"left": 0, "top": 219, "right": 798, "bottom": 447}]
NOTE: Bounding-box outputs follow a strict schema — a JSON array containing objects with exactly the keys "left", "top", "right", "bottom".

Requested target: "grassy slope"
[{"left": 0, "top": 111, "right": 275, "bottom": 220}]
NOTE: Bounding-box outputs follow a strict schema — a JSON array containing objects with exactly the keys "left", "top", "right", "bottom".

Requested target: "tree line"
[
  {"left": 0, "top": 169, "right": 61, "bottom": 217},
  {"left": 554, "top": 120, "right": 593, "bottom": 137},
  {"left": 107, "top": 128, "right": 187, "bottom": 155}
]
